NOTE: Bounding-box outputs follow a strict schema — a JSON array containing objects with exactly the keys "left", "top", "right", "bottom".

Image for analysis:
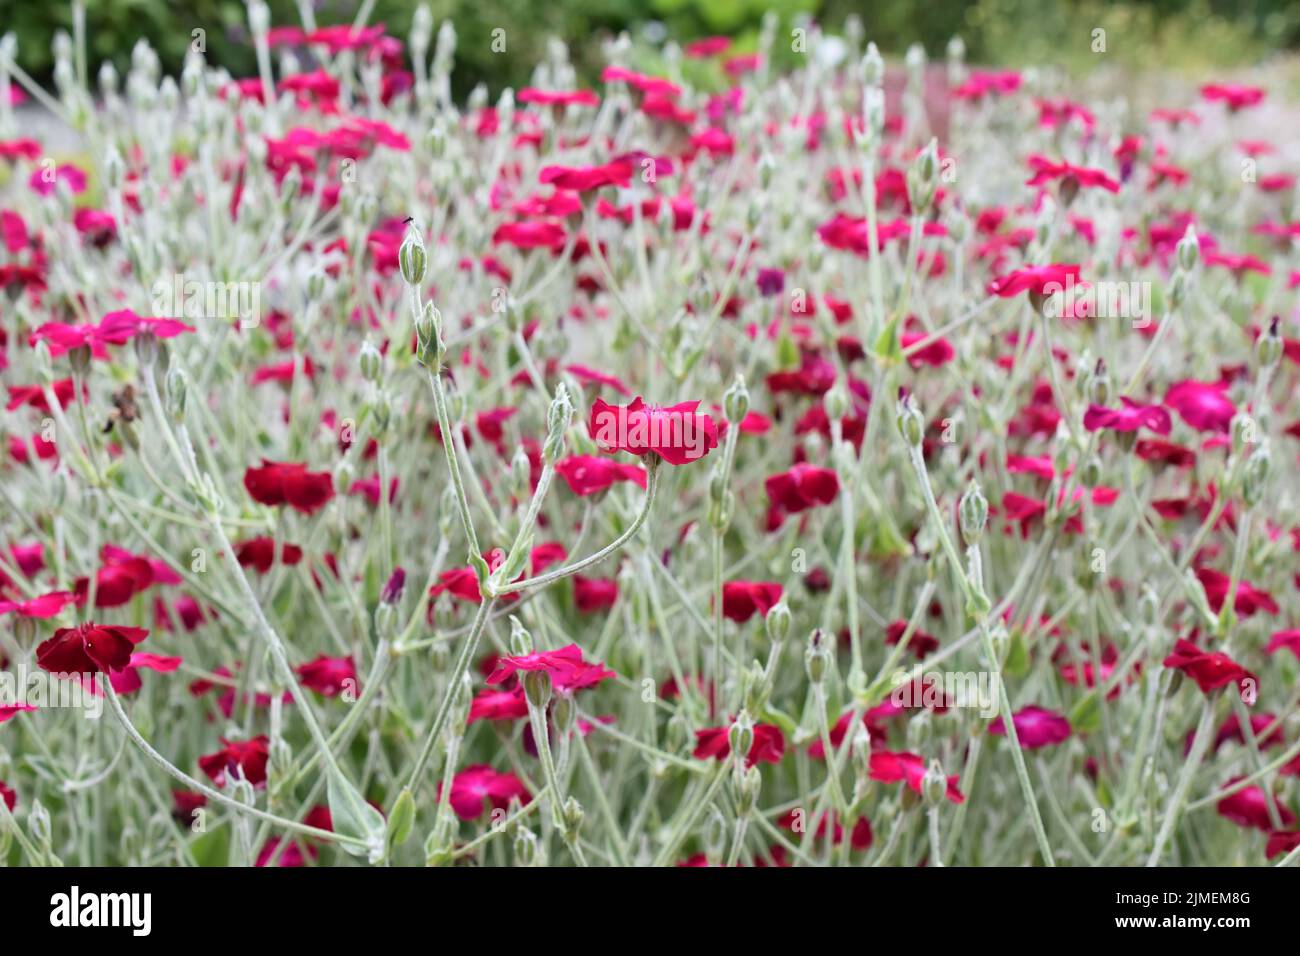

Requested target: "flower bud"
[
  {"left": 523, "top": 669, "right": 551, "bottom": 710},
  {"left": 728, "top": 711, "right": 755, "bottom": 761},
  {"left": 358, "top": 339, "right": 382, "bottom": 383},
  {"left": 561, "top": 796, "right": 584, "bottom": 840},
  {"left": 1257, "top": 316, "right": 1282, "bottom": 369},
  {"left": 1087, "top": 359, "right": 1111, "bottom": 407},
  {"left": 958, "top": 480, "right": 987, "bottom": 545},
  {"left": 765, "top": 601, "right": 791, "bottom": 644},
  {"left": 896, "top": 394, "right": 924, "bottom": 447},
  {"left": 415, "top": 302, "right": 444, "bottom": 367},
  {"left": 509, "top": 615, "right": 533, "bottom": 656},
  {"left": 165, "top": 367, "right": 187, "bottom": 423},
  {"left": 381, "top": 567, "right": 406, "bottom": 605},
  {"left": 544, "top": 384, "right": 573, "bottom": 463},
  {"left": 513, "top": 826, "right": 540, "bottom": 866},
  {"left": 736, "top": 765, "right": 762, "bottom": 816},
  {"left": 1242, "top": 446, "right": 1271, "bottom": 507},
  {"left": 1078, "top": 454, "right": 1103, "bottom": 489},
  {"left": 723, "top": 374, "right": 749, "bottom": 424},
  {"left": 921, "top": 760, "right": 947, "bottom": 806},
  {"left": 399, "top": 227, "right": 427, "bottom": 286},
  {"left": 805, "top": 628, "right": 831, "bottom": 684},
  {"left": 862, "top": 43, "right": 884, "bottom": 87},
  {"left": 1168, "top": 269, "right": 1189, "bottom": 310},
  {"left": 1176, "top": 226, "right": 1199, "bottom": 271},
  {"left": 825, "top": 382, "right": 850, "bottom": 422}
]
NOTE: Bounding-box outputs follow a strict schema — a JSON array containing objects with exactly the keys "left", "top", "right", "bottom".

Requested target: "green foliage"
[{"left": 2, "top": 0, "right": 1295, "bottom": 96}]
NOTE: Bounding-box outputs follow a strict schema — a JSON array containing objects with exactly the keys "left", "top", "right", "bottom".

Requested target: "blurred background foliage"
[{"left": 1, "top": 0, "right": 1296, "bottom": 96}]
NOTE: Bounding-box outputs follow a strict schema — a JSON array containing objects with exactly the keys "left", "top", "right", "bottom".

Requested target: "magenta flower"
[
  {"left": 1083, "top": 398, "right": 1173, "bottom": 436},
  {"left": 1164, "top": 380, "right": 1236, "bottom": 433},
  {"left": 989, "top": 706, "right": 1072, "bottom": 749}
]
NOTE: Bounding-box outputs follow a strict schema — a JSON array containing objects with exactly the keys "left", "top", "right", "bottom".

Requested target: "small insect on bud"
[
  {"left": 728, "top": 711, "right": 755, "bottom": 762},
  {"left": 959, "top": 480, "right": 988, "bottom": 546},
  {"left": 723, "top": 374, "right": 750, "bottom": 424},
  {"left": 1257, "top": 316, "right": 1283, "bottom": 369},
  {"left": 921, "top": 760, "right": 947, "bottom": 806},
  {"left": 399, "top": 226, "right": 427, "bottom": 286},
  {"left": 358, "top": 339, "right": 382, "bottom": 383},
  {"left": 1242, "top": 445, "right": 1271, "bottom": 507},
  {"left": 805, "top": 628, "right": 832, "bottom": 684},
  {"left": 1176, "top": 225, "right": 1199, "bottom": 271},
  {"left": 896, "top": 393, "right": 925, "bottom": 447}
]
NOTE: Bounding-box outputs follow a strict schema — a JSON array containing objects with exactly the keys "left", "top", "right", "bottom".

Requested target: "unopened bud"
[
  {"left": 399, "top": 228, "right": 427, "bottom": 286},
  {"left": 921, "top": 760, "right": 947, "bottom": 806},
  {"left": 765, "top": 601, "right": 791, "bottom": 643},
  {"left": 896, "top": 395, "right": 924, "bottom": 447},
  {"left": 358, "top": 339, "right": 382, "bottom": 383},
  {"left": 728, "top": 711, "right": 755, "bottom": 761},
  {"left": 1257, "top": 317, "right": 1282, "bottom": 368},
  {"left": 723, "top": 375, "right": 749, "bottom": 423},
  {"left": 958, "top": 480, "right": 987, "bottom": 545},
  {"left": 1176, "top": 226, "right": 1199, "bottom": 271}
]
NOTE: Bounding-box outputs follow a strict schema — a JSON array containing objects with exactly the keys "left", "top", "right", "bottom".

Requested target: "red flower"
[
  {"left": 1163, "top": 638, "right": 1255, "bottom": 695},
  {"left": 468, "top": 687, "right": 529, "bottom": 724},
  {"left": 486, "top": 643, "right": 615, "bottom": 694},
  {"left": 36, "top": 622, "right": 149, "bottom": 674},
  {"left": 573, "top": 575, "right": 618, "bottom": 613},
  {"left": 989, "top": 706, "right": 1072, "bottom": 749},
  {"left": 234, "top": 537, "right": 304, "bottom": 573},
  {"left": 538, "top": 159, "right": 634, "bottom": 192},
  {"left": 1083, "top": 398, "right": 1173, "bottom": 436},
  {"left": 693, "top": 723, "right": 786, "bottom": 767},
  {"left": 588, "top": 396, "right": 718, "bottom": 465},
  {"left": 884, "top": 619, "right": 939, "bottom": 659},
  {"left": 721, "top": 581, "right": 784, "bottom": 623},
  {"left": 199, "top": 736, "right": 271, "bottom": 788},
  {"left": 518, "top": 88, "right": 599, "bottom": 108},
  {"left": 0, "top": 704, "right": 37, "bottom": 724},
  {"left": 492, "top": 220, "right": 567, "bottom": 250},
  {"left": 296, "top": 655, "right": 357, "bottom": 697},
  {"left": 243, "top": 460, "right": 336, "bottom": 514},
  {"left": 1266, "top": 629, "right": 1300, "bottom": 660},
  {"left": 1201, "top": 84, "right": 1264, "bottom": 111},
  {"left": 766, "top": 463, "right": 840, "bottom": 517},
  {"left": 444, "top": 765, "right": 531, "bottom": 820},
  {"left": 0, "top": 780, "right": 15, "bottom": 812},
  {"left": 1025, "top": 155, "right": 1120, "bottom": 194},
  {"left": 1217, "top": 782, "right": 1294, "bottom": 831},
  {"left": 555, "top": 455, "right": 647, "bottom": 496},
  {"left": 1195, "top": 567, "right": 1278, "bottom": 617},
  {"left": 869, "top": 750, "right": 965, "bottom": 803},
  {"left": 684, "top": 36, "right": 731, "bottom": 58},
  {"left": 29, "top": 309, "right": 193, "bottom": 359},
  {"left": 1266, "top": 830, "right": 1300, "bottom": 860},
  {"left": 563, "top": 364, "right": 632, "bottom": 396},
  {"left": 0, "top": 590, "right": 80, "bottom": 619},
  {"left": 108, "top": 652, "right": 183, "bottom": 696},
  {"left": 1164, "top": 380, "right": 1236, "bottom": 433},
  {"left": 987, "top": 264, "right": 1082, "bottom": 298}
]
